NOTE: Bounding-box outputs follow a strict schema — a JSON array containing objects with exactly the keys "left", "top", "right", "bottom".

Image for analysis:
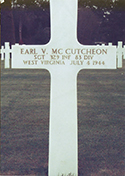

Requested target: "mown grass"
[{"left": 1, "top": 60, "right": 125, "bottom": 175}]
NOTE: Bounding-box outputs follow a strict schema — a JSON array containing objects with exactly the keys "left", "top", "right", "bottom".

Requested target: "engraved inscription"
[{"left": 20, "top": 47, "right": 108, "bottom": 66}]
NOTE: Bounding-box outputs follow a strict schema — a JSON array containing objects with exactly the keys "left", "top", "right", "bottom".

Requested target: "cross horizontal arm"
[{"left": 12, "top": 45, "right": 116, "bottom": 70}]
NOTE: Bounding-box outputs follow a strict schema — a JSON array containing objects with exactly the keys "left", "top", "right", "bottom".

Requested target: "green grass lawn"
[{"left": 1, "top": 60, "right": 125, "bottom": 175}]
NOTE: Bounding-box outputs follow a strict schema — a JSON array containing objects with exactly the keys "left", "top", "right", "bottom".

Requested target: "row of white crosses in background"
[
  {"left": 0, "top": 0, "right": 123, "bottom": 175},
  {"left": 1, "top": 41, "right": 125, "bottom": 69}
]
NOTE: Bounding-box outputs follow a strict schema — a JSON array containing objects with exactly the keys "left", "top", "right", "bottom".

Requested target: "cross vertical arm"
[
  {"left": 48, "top": 0, "right": 79, "bottom": 175},
  {"left": 49, "top": 68, "right": 78, "bottom": 176},
  {"left": 50, "top": 0, "right": 78, "bottom": 45}
]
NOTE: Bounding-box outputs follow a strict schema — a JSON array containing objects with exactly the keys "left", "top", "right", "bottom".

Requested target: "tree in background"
[
  {"left": 1, "top": 0, "right": 15, "bottom": 44},
  {"left": 11, "top": 0, "right": 50, "bottom": 44},
  {"left": 1, "top": 0, "right": 125, "bottom": 44},
  {"left": 11, "top": 0, "right": 125, "bottom": 44},
  {"left": 78, "top": 0, "right": 125, "bottom": 44},
  {"left": 11, "top": 0, "right": 49, "bottom": 8},
  {"left": 1, "top": 0, "right": 50, "bottom": 45}
]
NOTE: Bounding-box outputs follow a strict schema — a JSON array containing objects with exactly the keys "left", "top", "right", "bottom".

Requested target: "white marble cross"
[{"left": 12, "top": 0, "right": 116, "bottom": 175}]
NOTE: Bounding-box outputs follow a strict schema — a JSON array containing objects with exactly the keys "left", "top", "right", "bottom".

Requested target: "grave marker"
[
  {"left": 4, "top": 42, "right": 11, "bottom": 68},
  {"left": 10, "top": 0, "right": 116, "bottom": 175},
  {"left": 0, "top": 46, "right": 4, "bottom": 61},
  {"left": 117, "top": 41, "right": 123, "bottom": 68}
]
